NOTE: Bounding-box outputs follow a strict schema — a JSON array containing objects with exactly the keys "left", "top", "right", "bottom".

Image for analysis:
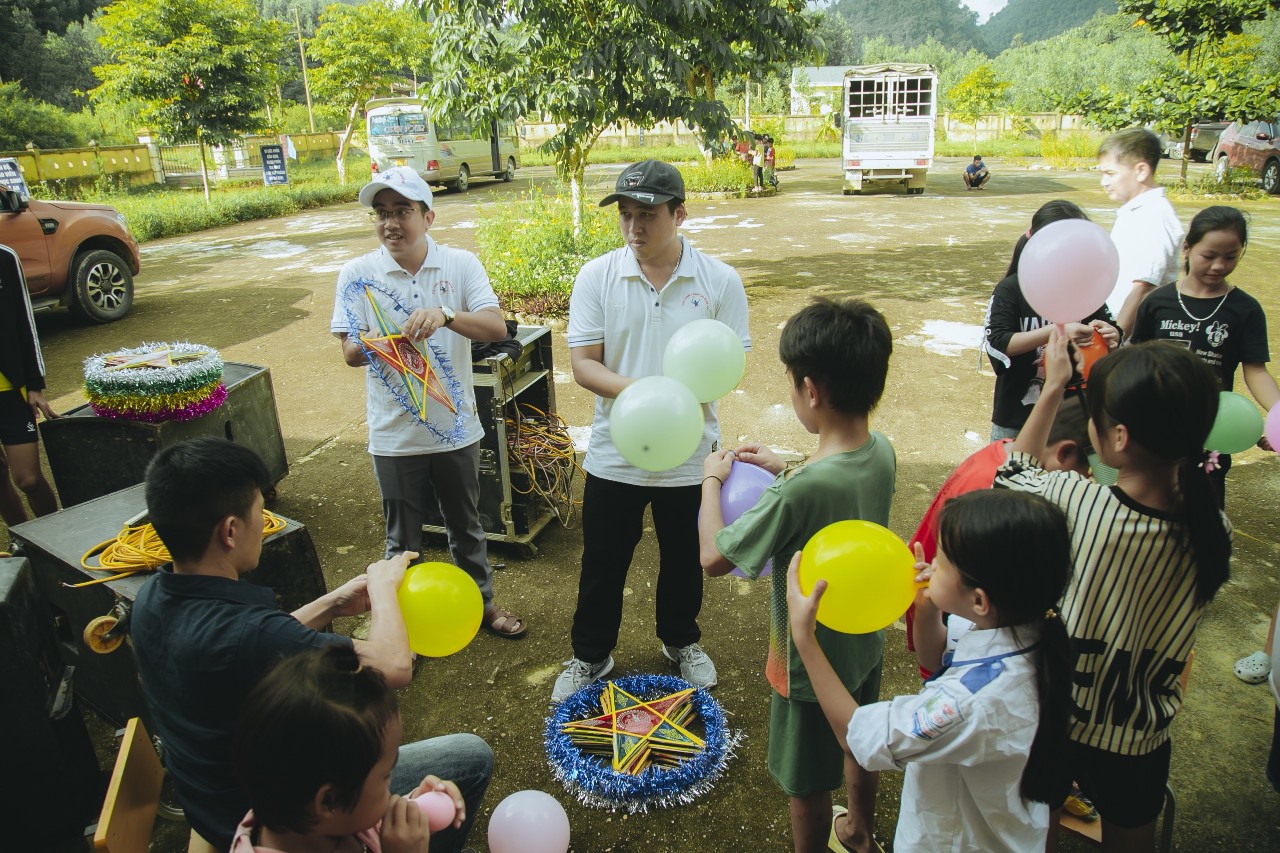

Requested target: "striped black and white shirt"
[{"left": 995, "top": 451, "right": 1230, "bottom": 756}]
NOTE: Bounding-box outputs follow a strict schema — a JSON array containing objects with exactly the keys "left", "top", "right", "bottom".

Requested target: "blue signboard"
[
  {"left": 0, "top": 158, "right": 31, "bottom": 200},
  {"left": 260, "top": 145, "right": 289, "bottom": 186}
]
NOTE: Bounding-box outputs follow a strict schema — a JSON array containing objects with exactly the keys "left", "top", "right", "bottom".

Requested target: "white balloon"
[{"left": 488, "top": 790, "right": 570, "bottom": 853}]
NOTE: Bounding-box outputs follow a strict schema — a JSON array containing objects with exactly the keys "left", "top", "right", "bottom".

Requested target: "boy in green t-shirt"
[{"left": 699, "top": 297, "right": 894, "bottom": 853}]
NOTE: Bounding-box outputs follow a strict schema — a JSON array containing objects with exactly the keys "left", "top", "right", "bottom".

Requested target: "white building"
[{"left": 790, "top": 66, "right": 852, "bottom": 116}]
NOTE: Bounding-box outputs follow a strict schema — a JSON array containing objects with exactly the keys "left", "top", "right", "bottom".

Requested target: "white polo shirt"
[
  {"left": 846, "top": 625, "right": 1049, "bottom": 853},
  {"left": 567, "top": 237, "right": 751, "bottom": 487},
  {"left": 330, "top": 238, "right": 499, "bottom": 456},
  {"left": 1106, "top": 187, "right": 1183, "bottom": 320}
]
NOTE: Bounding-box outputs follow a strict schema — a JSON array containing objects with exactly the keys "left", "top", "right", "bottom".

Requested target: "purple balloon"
[{"left": 721, "top": 460, "right": 776, "bottom": 578}]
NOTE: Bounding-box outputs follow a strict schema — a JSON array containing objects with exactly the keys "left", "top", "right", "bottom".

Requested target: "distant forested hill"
[
  {"left": 981, "top": 0, "right": 1117, "bottom": 52},
  {"left": 829, "top": 0, "right": 988, "bottom": 54}
]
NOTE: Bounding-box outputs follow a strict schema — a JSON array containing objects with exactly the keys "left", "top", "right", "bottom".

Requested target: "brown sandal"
[{"left": 483, "top": 605, "right": 528, "bottom": 639}]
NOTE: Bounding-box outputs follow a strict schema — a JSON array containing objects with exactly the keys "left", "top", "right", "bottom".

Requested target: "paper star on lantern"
[
  {"left": 561, "top": 680, "right": 704, "bottom": 775},
  {"left": 358, "top": 286, "right": 456, "bottom": 419},
  {"left": 103, "top": 346, "right": 206, "bottom": 371}
]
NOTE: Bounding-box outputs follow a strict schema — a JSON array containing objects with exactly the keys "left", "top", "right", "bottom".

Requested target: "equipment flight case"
[{"left": 420, "top": 324, "right": 566, "bottom": 557}]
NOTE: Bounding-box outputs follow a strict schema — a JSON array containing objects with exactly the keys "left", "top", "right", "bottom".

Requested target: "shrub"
[
  {"left": 0, "top": 83, "right": 83, "bottom": 149},
  {"left": 1165, "top": 165, "right": 1269, "bottom": 201},
  {"left": 1039, "top": 131, "right": 1104, "bottom": 168},
  {"left": 475, "top": 191, "right": 621, "bottom": 317},
  {"left": 682, "top": 157, "right": 755, "bottom": 194}
]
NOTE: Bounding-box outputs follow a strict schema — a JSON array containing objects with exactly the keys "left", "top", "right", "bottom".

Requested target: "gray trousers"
[{"left": 372, "top": 445, "right": 494, "bottom": 605}]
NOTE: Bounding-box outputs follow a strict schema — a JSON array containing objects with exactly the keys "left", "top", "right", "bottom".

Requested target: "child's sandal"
[{"left": 1234, "top": 651, "right": 1271, "bottom": 684}]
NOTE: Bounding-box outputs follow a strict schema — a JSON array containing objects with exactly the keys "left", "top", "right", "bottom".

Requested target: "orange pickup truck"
[{"left": 0, "top": 185, "right": 140, "bottom": 323}]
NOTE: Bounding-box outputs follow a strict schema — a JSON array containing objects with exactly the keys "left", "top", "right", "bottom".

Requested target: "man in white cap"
[
  {"left": 552, "top": 160, "right": 750, "bottom": 701},
  {"left": 331, "top": 166, "right": 527, "bottom": 638}
]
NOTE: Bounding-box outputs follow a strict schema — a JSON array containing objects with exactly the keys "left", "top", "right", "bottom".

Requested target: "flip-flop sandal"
[
  {"left": 829, "top": 805, "right": 885, "bottom": 853},
  {"left": 483, "top": 605, "right": 528, "bottom": 639},
  {"left": 1234, "top": 651, "right": 1271, "bottom": 684}
]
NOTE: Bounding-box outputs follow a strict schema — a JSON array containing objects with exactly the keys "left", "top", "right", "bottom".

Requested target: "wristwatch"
[{"left": 440, "top": 305, "right": 456, "bottom": 327}]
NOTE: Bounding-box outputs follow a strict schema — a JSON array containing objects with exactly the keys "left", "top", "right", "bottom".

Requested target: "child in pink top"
[{"left": 231, "top": 646, "right": 465, "bottom": 853}]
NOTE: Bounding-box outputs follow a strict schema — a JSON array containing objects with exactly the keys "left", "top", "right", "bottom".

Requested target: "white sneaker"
[
  {"left": 551, "top": 655, "right": 614, "bottom": 703},
  {"left": 662, "top": 643, "right": 718, "bottom": 689}
]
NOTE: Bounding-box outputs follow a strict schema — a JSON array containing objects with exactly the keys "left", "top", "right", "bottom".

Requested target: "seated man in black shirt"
[{"left": 130, "top": 437, "right": 492, "bottom": 851}]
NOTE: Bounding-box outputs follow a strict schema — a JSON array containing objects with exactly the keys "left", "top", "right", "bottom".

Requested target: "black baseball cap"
[{"left": 599, "top": 160, "right": 685, "bottom": 207}]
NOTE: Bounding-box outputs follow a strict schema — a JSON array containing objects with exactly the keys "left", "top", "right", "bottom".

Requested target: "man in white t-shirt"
[
  {"left": 1097, "top": 127, "right": 1183, "bottom": 336},
  {"left": 330, "top": 166, "right": 527, "bottom": 638},
  {"left": 552, "top": 160, "right": 751, "bottom": 702}
]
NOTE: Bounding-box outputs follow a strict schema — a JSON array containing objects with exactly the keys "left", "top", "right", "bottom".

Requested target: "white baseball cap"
[{"left": 359, "top": 166, "right": 433, "bottom": 209}]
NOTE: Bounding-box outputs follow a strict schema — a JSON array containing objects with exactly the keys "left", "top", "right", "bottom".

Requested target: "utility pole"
[{"left": 293, "top": 6, "right": 316, "bottom": 133}]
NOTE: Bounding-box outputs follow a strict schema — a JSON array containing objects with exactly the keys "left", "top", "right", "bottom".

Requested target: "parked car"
[
  {"left": 0, "top": 185, "right": 139, "bottom": 322},
  {"left": 1214, "top": 116, "right": 1280, "bottom": 194},
  {"left": 1188, "top": 121, "right": 1230, "bottom": 162}
]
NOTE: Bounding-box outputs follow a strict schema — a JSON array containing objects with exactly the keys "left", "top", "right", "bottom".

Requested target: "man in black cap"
[{"left": 552, "top": 160, "right": 751, "bottom": 702}]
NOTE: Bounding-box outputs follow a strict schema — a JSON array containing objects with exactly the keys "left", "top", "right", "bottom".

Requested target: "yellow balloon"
[
  {"left": 397, "top": 562, "right": 483, "bottom": 657},
  {"left": 797, "top": 521, "right": 917, "bottom": 634}
]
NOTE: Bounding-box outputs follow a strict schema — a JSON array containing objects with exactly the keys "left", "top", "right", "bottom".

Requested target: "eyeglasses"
[{"left": 367, "top": 208, "right": 419, "bottom": 223}]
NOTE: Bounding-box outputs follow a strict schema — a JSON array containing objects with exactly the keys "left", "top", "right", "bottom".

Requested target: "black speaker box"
[
  {"left": 40, "top": 361, "right": 289, "bottom": 507},
  {"left": 0, "top": 556, "right": 104, "bottom": 850}
]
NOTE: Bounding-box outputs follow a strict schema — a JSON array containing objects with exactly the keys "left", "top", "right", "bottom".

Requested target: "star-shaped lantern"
[
  {"left": 103, "top": 346, "right": 206, "bottom": 371},
  {"left": 561, "top": 680, "right": 704, "bottom": 774},
  {"left": 358, "top": 286, "right": 456, "bottom": 419}
]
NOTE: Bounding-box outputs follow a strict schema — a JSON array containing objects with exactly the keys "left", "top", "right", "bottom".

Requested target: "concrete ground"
[{"left": 7, "top": 157, "right": 1279, "bottom": 851}]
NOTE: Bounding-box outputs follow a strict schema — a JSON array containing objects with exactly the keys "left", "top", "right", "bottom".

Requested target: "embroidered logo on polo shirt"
[
  {"left": 910, "top": 686, "right": 965, "bottom": 741},
  {"left": 436, "top": 279, "right": 454, "bottom": 297},
  {"left": 680, "top": 292, "right": 708, "bottom": 309}
]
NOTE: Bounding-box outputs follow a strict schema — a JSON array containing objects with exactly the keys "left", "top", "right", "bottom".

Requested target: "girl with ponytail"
[
  {"left": 998, "top": 330, "right": 1229, "bottom": 851},
  {"left": 786, "top": 488, "right": 1073, "bottom": 852}
]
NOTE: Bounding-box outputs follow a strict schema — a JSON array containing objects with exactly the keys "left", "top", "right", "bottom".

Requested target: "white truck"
[{"left": 837, "top": 63, "right": 938, "bottom": 196}]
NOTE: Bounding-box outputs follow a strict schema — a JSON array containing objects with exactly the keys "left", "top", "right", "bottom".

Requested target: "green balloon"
[
  {"left": 662, "top": 319, "right": 746, "bottom": 403},
  {"left": 1087, "top": 452, "right": 1119, "bottom": 486},
  {"left": 1205, "top": 391, "right": 1264, "bottom": 454},
  {"left": 610, "top": 376, "right": 704, "bottom": 472}
]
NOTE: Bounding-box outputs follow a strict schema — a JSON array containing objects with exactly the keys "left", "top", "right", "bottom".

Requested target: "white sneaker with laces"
[
  {"left": 662, "top": 643, "right": 718, "bottom": 689},
  {"left": 551, "top": 655, "right": 614, "bottom": 703}
]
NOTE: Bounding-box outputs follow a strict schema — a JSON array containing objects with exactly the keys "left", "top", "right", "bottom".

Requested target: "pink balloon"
[
  {"left": 720, "top": 460, "right": 775, "bottom": 579},
  {"left": 1266, "top": 402, "right": 1280, "bottom": 451},
  {"left": 1017, "top": 219, "right": 1119, "bottom": 324},
  {"left": 487, "top": 790, "right": 570, "bottom": 853},
  {"left": 412, "top": 791, "right": 457, "bottom": 832}
]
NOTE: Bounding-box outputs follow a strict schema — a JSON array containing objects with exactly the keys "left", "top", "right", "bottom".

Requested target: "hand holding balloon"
[
  {"left": 412, "top": 790, "right": 458, "bottom": 832},
  {"left": 733, "top": 441, "right": 785, "bottom": 475},
  {"left": 702, "top": 448, "right": 735, "bottom": 484},
  {"left": 910, "top": 541, "right": 934, "bottom": 611}
]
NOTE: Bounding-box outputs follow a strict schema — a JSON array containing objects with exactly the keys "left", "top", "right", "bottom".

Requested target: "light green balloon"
[
  {"left": 663, "top": 319, "right": 746, "bottom": 403},
  {"left": 1205, "top": 391, "right": 1264, "bottom": 454},
  {"left": 611, "top": 376, "right": 704, "bottom": 472}
]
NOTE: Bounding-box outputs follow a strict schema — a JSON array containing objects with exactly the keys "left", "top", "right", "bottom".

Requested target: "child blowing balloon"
[
  {"left": 997, "top": 331, "right": 1231, "bottom": 850},
  {"left": 787, "top": 488, "right": 1073, "bottom": 852},
  {"left": 231, "top": 645, "right": 466, "bottom": 853}
]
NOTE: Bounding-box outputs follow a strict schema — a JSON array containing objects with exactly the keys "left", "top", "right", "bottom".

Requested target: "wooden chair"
[
  {"left": 93, "top": 717, "right": 164, "bottom": 853},
  {"left": 1057, "top": 651, "right": 1193, "bottom": 853}
]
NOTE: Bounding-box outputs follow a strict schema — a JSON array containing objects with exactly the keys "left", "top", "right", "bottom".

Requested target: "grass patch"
[
  {"left": 1163, "top": 165, "right": 1272, "bottom": 201},
  {"left": 683, "top": 158, "right": 755, "bottom": 194},
  {"left": 30, "top": 156, "right": 368, "bottom": 242},
  {"left": 475, "top": 191, "right": 621, "bottom": 317}
]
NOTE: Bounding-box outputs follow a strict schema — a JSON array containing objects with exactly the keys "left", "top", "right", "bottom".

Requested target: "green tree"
[
  {"left": 981, "top": 0, "right": 1117, "bottom": 52},
  {"left": 1120, "top": 0, "right": 1280, "bottom": 178},
  {"left": 0, "top": 0, "right": 102, "bottom": 88},
  {"left": 418, "top": 0, "right": 820, "bottom": 230},
  {"left": 830, "top": 0, "right": 988, "bottom": 55},
  {"left": 92, "top": 0, "right": 285, "bottom": 200},
  {"left": 25, "top": 14, "right": 109, "bottom": 110},
  {"left": 948, "top": 63, "right": 1011, "bottom": 152},
  {"left": 0, "top": 81, "right": 82, "bottom": 149},
  {"left": 993, "top": 12, "right": 1167, "bottom": 113},
  {"left": 306, "top": 0, "right": 431, "bottom": 184}
]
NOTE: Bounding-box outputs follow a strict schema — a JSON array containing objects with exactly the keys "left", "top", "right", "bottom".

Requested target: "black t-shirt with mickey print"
[{"left": 1131, "top": 283, "right": 1270, "bottom": 391}]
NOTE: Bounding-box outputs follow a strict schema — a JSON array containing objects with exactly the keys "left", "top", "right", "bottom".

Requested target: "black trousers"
[{"left": 570, "top": 474, "right": 703, "bottom": 662}]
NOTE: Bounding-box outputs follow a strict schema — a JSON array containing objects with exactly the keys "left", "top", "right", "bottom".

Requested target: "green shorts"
[{"left": 767, "top": 662, "right": 883, "bottom": 797}]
